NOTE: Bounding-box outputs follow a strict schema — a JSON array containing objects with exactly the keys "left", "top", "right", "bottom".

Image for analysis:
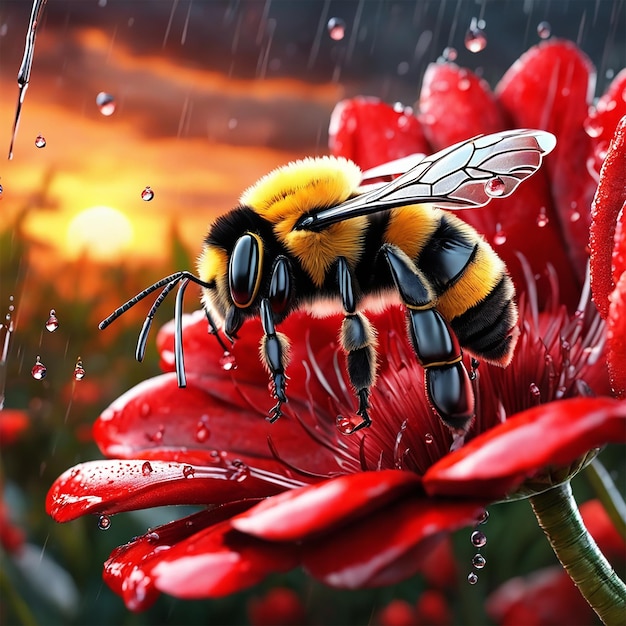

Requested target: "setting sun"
[{"left": 66, "top": 205, "right": 134, "bottom": 261}]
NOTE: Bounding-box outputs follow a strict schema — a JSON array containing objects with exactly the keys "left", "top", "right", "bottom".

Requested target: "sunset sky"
[{"left": 0, "top": 0, "right": 623, "bottom": 268}]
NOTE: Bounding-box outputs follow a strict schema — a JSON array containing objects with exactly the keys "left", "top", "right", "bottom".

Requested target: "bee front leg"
[
  {"left": 382, "top": 245, "right": 475, "bottom": 433},
  {"left": 259, "top": 298, "right": 290, "bottom": 422},
  {"left": 337, "top": 257, "right": 377, "bottom": 433}
]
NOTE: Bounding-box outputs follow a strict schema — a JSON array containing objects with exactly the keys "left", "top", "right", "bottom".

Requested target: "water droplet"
[
  {"left": 219, "top": 351, "right": 237, "bottom": 371},
  {"left": 141, "top": 186, "right": 154, "bottom": 201},
  {"left": 467, "top": 571, "right": 479, "bottom": 585},
  {"left": 96, "top": 92, "right": 116, "bottom": 116},
  {"left": 424, "top": 432, "right": 434, "bottom": 444},
  {"left": 472, "top": 553, "right": 486, "bottom": 569},
  {"left": 464, "top": 18, "right": 487, "bottom": 53},
  {"left": 35, "top": 134, "right": 46, "bottom": 148},
  {"left": 45, "top": 309, "right": 59, "bottom": 332},
  {"left": 31, "top": 356, "right": 47, "bottom": 380},
  {"left": 182, "top": 465, "right": 195, "bottom": 478},
  {"left": 537, "top": 21, "right": 551, "bottom": 39},
  {"left": 485, "top": 176, "right": 506, "bottom": 197},
  {"left": 336, "top": 414, "right": 366, "bottom": 435},
  {"left": 195, "top": 420, "right": 210, "bottom": 443},
  {"left": 140, "top": 402, "right": 151, "bottom": 418},
  {"left": 141, "top": 461, "right": 153, "bottom": 476},
  {"left": 478, "top": 509, "right": 489, "bottom": 524},
  {"left": 583, "top": 115, "right": 603, "bottom": 138},
  {"left": 229, "top": 459, "right": 250, "bottom": 482},
  {"left": 529, "top": 382, "right": 541, "bottom": 401},
  {"left": 73, "top": 358, "right": 86, "bottom": 380},
  {"left": 327, "top": 17, "right": 346, "bottom": 41},
  {"left": 536, "top": 208, "right": 549, "bottom": 228},
  {"left": 442, "top": 46, "right": 457, "bottom": 61},
  {"left": 97, "top": 514, "right": 111, "bottom": 530},
  {"left": 471, "top": 529, "right": 487, "bottom": 547},
  {"left": 145, "top": 531, "right": 160, "bottom": 542},
  {"left": 493, "top": 224, "right": 507, "bottom": 246}
]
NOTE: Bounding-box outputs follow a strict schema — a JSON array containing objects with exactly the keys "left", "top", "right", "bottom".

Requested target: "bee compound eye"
[{"left": 229, "top": 233, "right": 263, "bottom": 307}]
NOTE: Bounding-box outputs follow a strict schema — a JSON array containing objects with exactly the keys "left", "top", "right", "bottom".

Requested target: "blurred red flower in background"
[{"left": 47, "top": 39, "right": 626, "bottom": 612}]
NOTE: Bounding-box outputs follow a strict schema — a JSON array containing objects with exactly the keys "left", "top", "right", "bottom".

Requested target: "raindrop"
[
  {"left": 45, "top": 309, "right": 59, "bottom": 332},
  {"left": 471, "top": 529, "right": 487, "bottom": 547},
  {"left": 536, "top": 208, "right": 549, "bottom": 228},
  {"left": 467, "top": 571, "right": 479, "bottom": 585},
  {"left": 141, "top": 186, "right": 154, "bottom": 201},
  {"left": 31, "top": 356, "right": 46, "bottom": 380},
  {"left": 472, "top": 553, "right": 486, "bottom": 569},
  {"left": 34, "top": 134, "right": 46, "bottom": 148},
  {"left": 73, "top": 358, "right": 86, "bottom": 380},
  {"left": 182, "top": 465, "right": 195, "bottom": 478},
  {"left": 219, "top": 351, "right": 237, "bottom": 371},
  {"left": 537, "top": 21, "right": 551, "bottom": 39},
  {"left": 485, "top": 176, "right": 506, "bottom": 197},
  {"left": 424, "top": 432, "right": 434, "bottom": 444},
  {"left": 464, "top": 18, "right": 487, "bottom": 53},
  {"left": 493, "top": 224, "right": 507, "bottom": 246},
  {"left": 442, "top": 46, "right": 457, "bottom": 61},
  {"left": 327, "top": 17, "right": 346, "bottom": 41},
  {"left": 97, "top": 514, "right": 112, "bottom": 530},
  {"left": 96, "top": 91, "right": 116, "bottom": 116},
  {"left": 141, "top": 461, "right": 153, "bottom": 476}
]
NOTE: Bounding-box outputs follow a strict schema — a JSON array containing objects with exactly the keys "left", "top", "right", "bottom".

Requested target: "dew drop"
[
  {"left": 182, "top": 464, "right": 195, "bottom": 478},
  {"left": 537, "top": 21, "right": 551, "bottom": 39},
  {"left": 219, "top": 351, "right": 237, "bottom": 371},
  {"left": 35, "top": 134, "right": 46, "bottom": 148},
  {"left": 464, "top": 18, "right": 487, "bottom": 53},
  {"left": 45, "top": 309, "right": 59, "bottom": 332},
  {"left": 31, "top": 356, "right": 47, "bottom": 380},
  {"left": 485, "top": 176, "right": 506, "bottom": 197},
  {"left": 493, "top": 224, "right": 507, "bottom": 246},
  {"left": 73, "top": 358, "right": 86, "bottom": 380},
  {"left": 96, "top": 92, "right": 116, "bottom": 116},
  {"left": 97, "top": 514, "right": 111, "bottom": 530},
  {"left": 424, "top": 432, "right": 434, "bottom": 444},
  {"left": 442, "top": 46, "right": 457, "bottom": 61},
  {"left": 141, "top": 186, "right": 154, "bottom": 201},
  {"left": 141, "top": 461, "right": 153, "bottom": 476},
  {"left": 327, "top": 17, "right": 346, "bottom": 41},
  {"left": 467, "top": 571, "right": 479, "bottom": 585},
  {"left": 472, "top": 553, "right": 486, "bottom": 569},
  {"left": 471, "top": 529, "right": 487, "bottom": 547},
  {"left": 536, "top": 208, "right": 549, "bottom": 228}
]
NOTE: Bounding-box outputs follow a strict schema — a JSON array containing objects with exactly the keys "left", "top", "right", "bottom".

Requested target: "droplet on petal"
[
  {"left": 31, "top": 356, "right": 47, "bottom": 380},
  {"left": 485, "top": 176, "right": 506, "bottom": 197},
  {"left": 97, "top": 514, "right": 111, "bottom": 530},
  {"left": 583, "top": 114, "right": 604, "bottom": 138},
  {"left": 195, "top": 420, "right": 210, "bottom": 443},
  {"left": 327, "top": 17, "right": 346, "bottom": 41},
  {"left": 493, "top": 224, "right": 507, "bottom": 246},
  {"left": 536, "top": 207, "right": 549, "bottom": 228},
  {"left": 96, "top": 92, "right": 116, "bottom": 116},
  {"left": 141, "top": 461, "right": 153, "bottom": 476},
  {"left": 182, "top": 465, "right": 195, "bottom": 478},
  {"left": 537, "top": 21, "right": 551, "bottom": 39},
  {"left": 35, "top": 134, "right": 46, "bottom": 148},
  {"left": 424, "top": 432, "right": 434, "bottom": 444},
  {"left": 45, "top": 309, "right": 59, "bottom": 332},
  {"left": 471, "top": 529, "right": 487, "bottom": 547},
  {"left": 141, "top": 186, "right": 154, "bottom": 201},
  {"left": 73, "top": 358, "right": 86, "bottom": 380},
  {"left": 472, "top": 553, "right": 486, "bottom": 569},
  {"left": 336, "top": 414, "right": 366, "bottom": 435},
  {"left": 467, "top": 572, "right": 479, "bottom": 585},
  {"left": 229, "top": 459, "right": 250, "bottom": 482},
  {"left": 464, "top": 18, "right": 487, "bottom": 53},
  {"left": 219, "top": 351, "right": 237, "bottom": 370}
]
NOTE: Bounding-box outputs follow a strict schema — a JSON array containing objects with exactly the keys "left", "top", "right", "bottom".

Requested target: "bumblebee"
[{"left": 100, "top": 129, "right": 556, "bottom": 434}]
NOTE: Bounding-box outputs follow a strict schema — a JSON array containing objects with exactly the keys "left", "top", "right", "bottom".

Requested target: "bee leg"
[
  {"left": 337, "top": 257, "right": 377, "bottom": 433},
  {"left": 259, "top": 297, "right": 290, "bottom": 423},
  {"left": 382, "top": 245, "right": 475, "bottom": 432}
]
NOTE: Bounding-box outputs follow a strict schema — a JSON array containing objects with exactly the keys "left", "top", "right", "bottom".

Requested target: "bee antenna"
[
  {"left": 174, "top": 278, "right": 190, "bottom": 388},
  {"left": 204, "top": 309, "right": 230, "bottom": 353}
]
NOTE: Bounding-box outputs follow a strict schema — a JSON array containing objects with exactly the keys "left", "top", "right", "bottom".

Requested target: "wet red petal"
[
  {"left": 328, "top": 97, "right": 430, "bottom": 169},
  {"left": 496, "top": 39, "right": 596, "bottom": 279},
  {"left": 418, "top": 62, "right": 505, "bottom": 149},
  {"left": 423, "top": 397, "right": 626, "bottom": 499},
  {"left": 607, "top": 272, "right": 626, "bottom": 398},
  {"left": 0, "top": 409, "right": 29, "bottom": 446},
  {"left": 301, "top": 498, "right": 485, "bottom": 588},
  {"left": 232, "top": 470, "right": 421, "bottom": 541},
  {"left": 590, "top": 115, "right": 626, "bottom": 318},
  {"left": 46, "top": 459, "right": 287, "bottom": 521}
]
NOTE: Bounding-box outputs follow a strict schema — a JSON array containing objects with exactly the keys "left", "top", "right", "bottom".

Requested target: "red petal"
[
  {"left": 607, "top": 272, "right": 626, "bottom": 398},
  {"left": 580, "top": 499, "right": 626, "bottom": 562},
  {"left": 0, "top": 409, "right": 29, "bottom": 446},
  {"left": 247, "top": 588, "right": 307, "bottom": 626},
  {"left": 232, "top": 470, "right": 421, "bottom": 541},
  {"left": 301, "top": 498, "right": 485, "bottom": 588},
  {"left": 496, "top": 40, "right": 596, "bottom": 279},
  {"left": 423, "top": 397, "right": 626, "bottom": 499},
  {"left": 46, "top": 459, "right": 287, "bottom": 521},
  {"left": 590, "top": 115, "right": 626, "bottom": 318},
  {"left": 418, "top": 62, "right": 505, "bottom": 149},
  {"left": 328, "top": 97, "right": 430, "bottom": 170}
]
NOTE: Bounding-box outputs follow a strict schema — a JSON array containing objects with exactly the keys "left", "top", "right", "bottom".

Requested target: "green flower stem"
[
  {"left": 530, "top": 481, "right": 626, "bottom": 626},
  {"left": 586, "top": 458, "right": 626, "bottom": 542}
]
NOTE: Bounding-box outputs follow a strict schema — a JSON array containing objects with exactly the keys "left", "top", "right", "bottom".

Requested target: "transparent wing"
[{"left": 294, "top": 129, "right": 556, "bottom": 231}]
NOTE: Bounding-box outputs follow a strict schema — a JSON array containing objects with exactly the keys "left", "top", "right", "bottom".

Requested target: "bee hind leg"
[{"left": 337, "top": 257, "right": 377, "bottom": 433}]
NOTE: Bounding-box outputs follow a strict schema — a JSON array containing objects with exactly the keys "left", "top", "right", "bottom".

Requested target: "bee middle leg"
[
  {"left": 337, "top": 257, "right": 377, "bottom": 433},
  {"left": 382, "top": 245, "right": 475, "bottom": 432}
]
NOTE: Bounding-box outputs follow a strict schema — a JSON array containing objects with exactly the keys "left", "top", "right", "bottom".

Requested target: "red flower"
[{"left": 47, "top": 40, "right": 626, "bottom": 612}]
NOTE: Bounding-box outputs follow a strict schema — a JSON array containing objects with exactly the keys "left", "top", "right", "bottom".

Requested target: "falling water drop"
[
  {"left": 471, "top": 529, "right": 487, "bottom": 547},
  {"left": 485, "top": 176, "right": 506, "bottom": 197},
  {"left": 327, "top": 17, "right": 346, "bottom": 41},
  {"left": 34, "top": 134, "right": 46, "bottom": 148},
  {"left": 96, "top": 91, "right": 116, "bottom": 116},
  {"left": 464, "top": 18, "right": 487, "bottom": 53},
  {"left": 141, "top": 461, "right": 153, "bottom": 476},
  {"left": 141, "top": 186, "right": 154, "bottom": 201},
  {"left": 45, "top": 309, "right": 59, "bottom": 332},
  {"left": 472, "top": 553, "right": 486, "bottom": 569},
  {"left": 219, "top": 351, "right": 237, "bottom": 371},
  {"left": 73, "top": 358, "right": 86, "bottom": 380},
  {"left": 537, "top": 21, "right": 552, "bottom": 39},
  {"left": 31, "top": 356, "right": 46, "bottom": 380},
  {"left": 97, "top": 514, "right": 111, "bottom": 530},
  {"left": 467, "top": 571, "right": 479, "bottom": 585}
]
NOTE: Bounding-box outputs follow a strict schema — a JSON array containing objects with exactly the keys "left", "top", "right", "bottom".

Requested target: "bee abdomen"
[{"left": 450, "top": 275, "right": 518, "bottom": 366}]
